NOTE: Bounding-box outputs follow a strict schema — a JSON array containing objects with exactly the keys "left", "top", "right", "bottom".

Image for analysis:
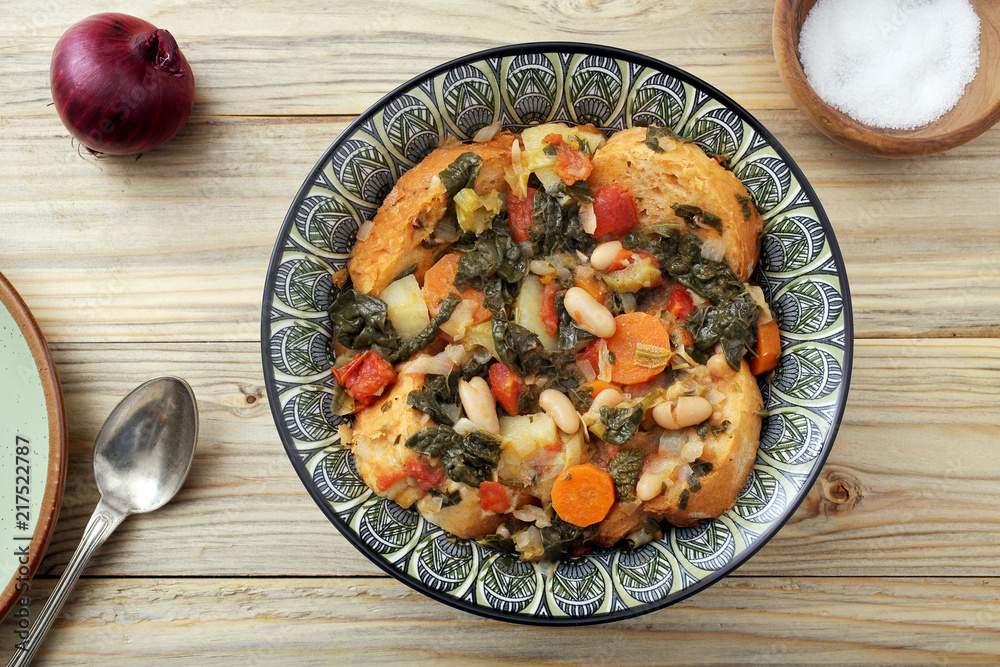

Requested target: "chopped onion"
[
  {"left": 434, "top": 215, "right": 460, "bottom": 243},
  {"left": 700, "top": 235, "right": 726, "bottom": 262},
  {"left": 746, "top": 285, "right": 774, "bottom": 325},
  {"left": 529, "top": 259, "right": 556, "bottom": 276},
  {"left": 452, "top": 417, "right": 480, "bottom": 436},
  {"left": 680, "top": 439, "right": 704, "bottom": 462},
  {"left": 659, "top": 430, "right": 686, "bottom": 455},
  {"left": 473, "top": 122, "right": 502, "bottom": 143},
  {"left": 580, "top": 202, "right": 597, "bottom": 235},
  {"left": 577, "top": 359, "right": 597, "bottom": 382},
  {"left": 356, "top": 219, "right": 374, "bottom": 242},
  {"left": 513, "top": 505, "right": 551, "bottom": 528},
  {"left": 401, "top": 354, "right": 455, "bottom": 377}
]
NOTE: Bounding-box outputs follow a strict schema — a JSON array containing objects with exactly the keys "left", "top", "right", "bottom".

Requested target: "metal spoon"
[{"left": 8, "top": 377, "right": 198, "bottom": 666}]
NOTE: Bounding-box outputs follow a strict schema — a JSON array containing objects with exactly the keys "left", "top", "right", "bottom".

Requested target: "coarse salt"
[{"left": 798, "top": 0, "right": 981, "bottom": 130}]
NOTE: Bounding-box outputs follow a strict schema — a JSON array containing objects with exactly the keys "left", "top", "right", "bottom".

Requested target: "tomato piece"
[
  {"left": 543, "top": 134, "right": 593, "bottom": 184},
  {"left": 667, "top": 285, "right": 697, "bottom": 321},
  {"left": 332, "top": 351, "right": 369, "bottom": 386},
  {"left": 335, "top": 351, "right": 397, "bottom": 409},
  {"left": 479, "top": 480, "right": 512, "bottom": 513},
  {"left": 577, "top": 339, "right": 602, "bottom": 373},
  {"left": 507, "top": 187, "right": 537, "bottom": 243},
  {"left": 540, "top": 280, "right": 560, "bottom": 336},
  {"left": 375, "top": 470, "right": 406, "bottom": 493},
  {"left": 592, "top": 185, "right": 638, "bottom": 238},
  {"left": 488, "top": 362, "right": 524, "bottom": 416},
  {"left": 404, "top": 459, "right": 446, "bottom": 491}
]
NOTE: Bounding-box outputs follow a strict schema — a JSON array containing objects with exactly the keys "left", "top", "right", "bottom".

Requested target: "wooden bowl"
[{"left": 773, "top": 0, "right": 1000, "bottom": 157}]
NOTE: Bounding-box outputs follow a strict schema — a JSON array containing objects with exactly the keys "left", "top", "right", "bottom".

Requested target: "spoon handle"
[{"left": 7, "top": 499, "right": 126, "bottom": 667}]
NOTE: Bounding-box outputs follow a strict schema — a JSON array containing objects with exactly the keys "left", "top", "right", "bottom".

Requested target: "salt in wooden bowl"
[{"left": 773, "top": 0, "right": 1000, "bottom": 157}]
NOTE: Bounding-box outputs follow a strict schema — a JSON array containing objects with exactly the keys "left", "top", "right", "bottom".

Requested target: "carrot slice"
[
  {"left": 749, "top": 320, "right": 781, "bottom": 375},
  {"left": 605, "top": 312, "right": 673, "bottom": 385},
  {"left": 422, "top": 252, "right": 489, "bottom": 322},
  {"left": 550, "top": 464, "right": 615, "bottom": 527}
]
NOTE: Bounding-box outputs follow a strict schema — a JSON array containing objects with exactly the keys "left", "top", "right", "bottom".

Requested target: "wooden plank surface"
[
  {"left": 25, "top": 339, "right": 1000, "bottom": 579},
  {"left": 1, "top": 114, "right": 998, "bottom": 341},
  {"left": 3, "top": 0, "right": 999, "bottom": 662},
  {"left": 4, "top": 577, "right": 1000, "bottom": 665}
]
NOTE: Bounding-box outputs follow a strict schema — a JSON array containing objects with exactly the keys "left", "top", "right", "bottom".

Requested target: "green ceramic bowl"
[{"left": 0, "top": 272, "right": 67, "bottom": 621}]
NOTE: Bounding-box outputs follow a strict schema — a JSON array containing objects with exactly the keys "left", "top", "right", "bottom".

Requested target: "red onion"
[{"left": 50, "top": 13, "right": 195, "bottom": 155}]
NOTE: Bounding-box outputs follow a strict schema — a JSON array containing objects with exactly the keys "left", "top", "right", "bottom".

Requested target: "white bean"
[
  {"left": 563, "top": 287, "right": 616, "bottom": 338},
  {"left": 707, "top": 352, "right": 736, "bottom": 379},
  {"left": 538, "top": 389, "right": 580, "bottom": 434},
  {"left": 653, "top": 396, "right": 714, "bottom": 430},
  {"left": 458, "top": 377, "right": 500, "bottom": 434},
  {"left": 636, "top": 471, "right": 668, "bottom": 502},
  {"left": 590, "top": 387, "right": 623, "bottom": 413},
  {"left": 590, "top": 241, "right": 623, "bottom": 271},
  {"left": 652, "top": 401, "right": 681, "bottom": 430},
  {"left": 675, "top": 396, "right": 713, "bottom": 427}
]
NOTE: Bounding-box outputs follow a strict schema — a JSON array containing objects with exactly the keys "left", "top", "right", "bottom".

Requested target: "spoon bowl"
[
  {"left": 94, "top": 377, "right": 198, "bottom": 514},
  {"left": 8, "top": 377, "right": 198, "bottom": 666},
  {"left": 773, "top": 0, "right": 1000, "bottom": 157}
]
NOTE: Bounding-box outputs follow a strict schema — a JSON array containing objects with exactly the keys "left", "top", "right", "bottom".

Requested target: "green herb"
[
  {"left": 679, "top": 488, "right": 690, "bottom": 510},
  {"left": 608, "top": 350, "right": 617, "bottom": 365},
  {"left": 687, "top": 458, "right": 713, "bottom": 492},
  {"left": 598, "top": 404, "right": 644, "bottom": 446},
  {"left": 642, "top": 125, "right": 683, "bottom": 153},
  {"left": 608, "top": 291, "right": 637, "bottom": 315},
  {"left": 390, "top": 293, "right": 461, "bottom": 363},
  {"left": 695, "top": 421, "right": 709, "bottom": 440},
  {"left": 404, "top": 424, "right": 501, "bottom": 488},
  {"left": 711, "top": 420, "right": 732, "bottom": 436},
  {"left": 439, "top": 152, "right": 482, "bottom": 199},
  {"left": 327, "top": 289, "right": 400, "bottom": 352},
  {"left": 569, "top": 134, "right": 593, "bottom": 158},
  {"left": 539, "top": 515, "right": 600, "bottom": 561},
  {"left": 607, "top": 448, "right": 646, "bottom": 502},
  {"left": 672, "top": 203, "right": 723, "bottom": 234},
  {"left": 406, "top": 370, "right": 459, "bottom": 426},
  {"left": 736, "top": 194, "right": 753, "bottom": 221}
]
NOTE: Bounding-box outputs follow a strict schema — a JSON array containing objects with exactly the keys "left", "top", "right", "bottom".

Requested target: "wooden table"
[{"left": 3, "top": 0, "right": 999, "bottom": 663}]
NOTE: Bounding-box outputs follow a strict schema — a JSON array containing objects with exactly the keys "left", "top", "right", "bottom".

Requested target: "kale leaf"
[
  {"left": 607, "top": 448, "right": 646, "bottom": 502},
  {"left": 404, "top": 424, "right": 501, "bottom": 488},
  {"left": 389, "top": 293, "right": 461, "bottom": 362},
  {"left": 406, "top": 370, "right": 460, "bottom": 426},
  {"left": 599, "top": 404, "right": 645, "bottom": 446},
  {"left": 529, "top": 189, "right": 595, "bottom": 257},
  {"left": 684, "top": 291, "right": 758, "bottom": 370},
  {"left": 540, "top": 516, "right": 600, "bottom": 561},
  {"left": 454, "top": 219, "right": 527, "bottom": 290},
  {"left": 671, "top": 203, "right": 723, "bottom": 234},
  {"left": 439, "top": 152, "right": 482, "bottom": 198},
  {"left": 642, "top": 125, "right": 684, "bottom": 152},
  {"left": 556, "top": 295, "right": 596, "bottom": 351},
  {"left": 327, "top": 289, "right": 400, "bottom": 351}
]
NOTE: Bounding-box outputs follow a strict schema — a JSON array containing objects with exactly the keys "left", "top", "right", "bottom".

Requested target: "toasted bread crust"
[
  {"left": 589, "top": 127, "right": 763, "bottom": 281},
  {"left": 348, "top": 133, "right": 517, "bottom": 297}
]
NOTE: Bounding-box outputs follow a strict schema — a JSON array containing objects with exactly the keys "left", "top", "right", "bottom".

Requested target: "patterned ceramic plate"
[{"left": 261, "top": 43, "right": 853, "bottom": 625}]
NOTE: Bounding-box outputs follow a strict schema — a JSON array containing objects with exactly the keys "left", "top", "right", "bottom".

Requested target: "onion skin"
[{"left": 50, "top": 13, "right": 195, "bottom": 155}]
